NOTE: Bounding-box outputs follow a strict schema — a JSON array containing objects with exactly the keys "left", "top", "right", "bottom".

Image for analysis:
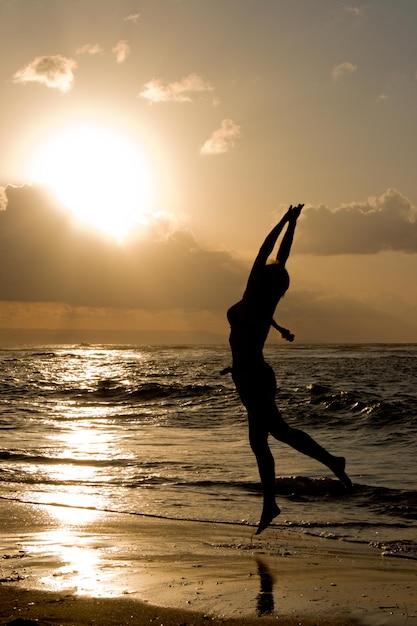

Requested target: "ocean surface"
[{"left": 1, "top": 343, "right": 416, "bottom": 559}]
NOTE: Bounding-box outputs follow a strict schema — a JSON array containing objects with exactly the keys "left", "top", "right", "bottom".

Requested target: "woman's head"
[{"left": 262, "top": 261, "right": 290, "bottom": 298}]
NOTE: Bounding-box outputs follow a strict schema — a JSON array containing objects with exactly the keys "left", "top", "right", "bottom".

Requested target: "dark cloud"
[
  {"left": 0, "top": 185, "right": 245, "bottom": 309},
  {"left": 296, "top": 188, "right": 417, "bottom": 255},
  {"left": 279, "top": 289, "right": 417, "bottom": 343}
]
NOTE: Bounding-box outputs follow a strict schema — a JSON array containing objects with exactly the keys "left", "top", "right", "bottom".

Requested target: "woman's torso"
[{"left": 227, "top": 299, "right": 272, "bottom": 369}]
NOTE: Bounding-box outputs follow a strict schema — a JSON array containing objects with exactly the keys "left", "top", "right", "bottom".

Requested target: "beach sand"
[{"left": 0, "top": 499, "right": 416, "bottom": 626}]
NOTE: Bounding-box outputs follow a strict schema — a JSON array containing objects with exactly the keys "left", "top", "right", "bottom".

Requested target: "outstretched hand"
[
  {"left": 288, "top": 203, "right": 304, "bottom": 220},
  {"left": 255, "top": 203, "right": 305, "bottom": 270}
]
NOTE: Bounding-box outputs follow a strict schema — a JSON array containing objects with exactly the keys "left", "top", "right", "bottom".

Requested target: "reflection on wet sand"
[
  {"left": 36, "top": 529, "right": 102, "bottom": 595},
  {"left": 20, "top": 511, "right": 128, "bottom": 597}
]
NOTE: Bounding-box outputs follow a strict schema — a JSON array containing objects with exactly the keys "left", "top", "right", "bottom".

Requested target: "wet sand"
[{"left": 1, "top": 498, "right": 416, "bottom": 625}]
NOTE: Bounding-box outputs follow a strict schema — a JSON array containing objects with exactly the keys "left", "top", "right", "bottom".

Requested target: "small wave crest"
[
  {"left": 56, "top": 380, "right": 220, "bottom": 405},
  {"left": 302, "top": 383, "right": 416, "bottom": 430}
]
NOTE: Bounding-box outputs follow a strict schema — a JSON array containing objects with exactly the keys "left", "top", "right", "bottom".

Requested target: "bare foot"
[
  {"left": 255, "top": 503, "right": 281, "bottom": 535},
  {"left": 332, "top": 456, "right": 353, "bottom": 491}
]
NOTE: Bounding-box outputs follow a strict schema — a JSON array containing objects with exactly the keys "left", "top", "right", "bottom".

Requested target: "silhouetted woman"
[{"left": 226, "top": 204, "right": 351, "bottom": 534}]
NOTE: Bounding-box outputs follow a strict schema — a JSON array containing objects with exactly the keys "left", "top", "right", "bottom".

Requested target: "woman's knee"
[{"left": 270, "top": 421, "right": 293, "bottom": 443}]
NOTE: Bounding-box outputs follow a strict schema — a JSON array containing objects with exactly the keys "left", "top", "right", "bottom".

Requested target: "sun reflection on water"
[
  {"left": 40, "top": 416, "right": 124, "bottom": 519},
  {"left": 17, "top": 351, "right": 142, "bottom": 597},
  {"left": 50, "top": 421, "right": 115, "bottom": 459},
  {"left": 28, "top": 418, "right": 124, "bottom": 594},
  {"left": 44, "top": 495, "right": 102, "bottom": 524}
]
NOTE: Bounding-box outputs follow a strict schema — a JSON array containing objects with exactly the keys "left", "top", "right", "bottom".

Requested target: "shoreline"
[
  {"left": 1, "top": 499, "right": 416, "bottom": 625},
  {"left": 0, "top": 587, "right": 361, "bottom": 626}
]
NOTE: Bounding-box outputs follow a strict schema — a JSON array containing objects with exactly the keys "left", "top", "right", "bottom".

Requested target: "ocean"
[{"left": 1, "top": 343, "right": 416, "bottom": 559}]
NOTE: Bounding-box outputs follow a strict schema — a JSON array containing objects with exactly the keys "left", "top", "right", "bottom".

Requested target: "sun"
[{"left": 27, "top": 124, "right": 157, "bottom": 239}]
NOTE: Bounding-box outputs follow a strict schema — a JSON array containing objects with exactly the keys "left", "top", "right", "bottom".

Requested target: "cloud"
[
  {"left": 281, "top": 288, "right": 417, "bottom": 343},
  {"left": 332, "top": 61, "right": 357, "bottom": 81},
  {"left": 13, "top": 55, "right": 77, "bottom": 92},
  {"left": 124, "top": 13, "right": 140, "bottom": 24},
  {"left": 343, "top": 6, "right": 366, "bottom": 19},
  {"left": 2, "top": 186, "right": 417, "bottom": 343},
  {"left": 333, "top": 5, "right": 367, "bottom": 27},
  {"left": 113, "top": 40, "right": 130, "bottom": 63},
  {"left": 139, "top": 74, "right": 213, "bottom": 103},
  {"left": 295, "top": 189, "right": 417, "bottom": 255},
  {"left": 0, "top": 186, "right": 7, "bottom": 211},
  {"left": 0, "top": 185, "right": 245, "bottom": 310},
  {"left": 76, "top": 43, "right": 103, "bottom": 55},
  {"left": 200, "top": 119, "right": 241, "bottom": 155}
]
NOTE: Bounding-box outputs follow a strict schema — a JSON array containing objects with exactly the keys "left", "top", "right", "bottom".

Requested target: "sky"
[{"left": 1, "top": 0, "right": 417, "bottom": 344}]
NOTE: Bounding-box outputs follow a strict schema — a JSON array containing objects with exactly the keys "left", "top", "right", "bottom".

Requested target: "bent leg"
[
  {"left": 248, "top": 415, "right": 281, "bottom": 534},
  {"left": 270, "top": 420, "right": 352, "bottom": 490}
]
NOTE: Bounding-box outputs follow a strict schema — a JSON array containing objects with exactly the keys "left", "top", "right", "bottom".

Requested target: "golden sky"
[{"left": 1, "top": 0, "right": 417, "bottom": 343}]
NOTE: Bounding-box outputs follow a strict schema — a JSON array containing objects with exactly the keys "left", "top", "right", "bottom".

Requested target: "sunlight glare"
[
  {"left": 28, "top": 124, "right": 157, "bottom": 239},
  {"left": 44, "top": 493, "right": 101, "bottom": 524},
  {"left": 28, "top": 528, "right": 134, "bottom": 597},
  {"left": 33, "top": 529, "right": 105, "bottom": 595}
]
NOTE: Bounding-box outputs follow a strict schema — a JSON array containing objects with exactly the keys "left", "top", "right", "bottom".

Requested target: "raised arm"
[
  {"left": 245, "top": 206, "right": 293, "bottom": 289},
  {"left": 246, "top": 204, "right": 303, "bottom": 290},
  {"left": 276, "top": 203, "right": 304, "bottom": 266}
]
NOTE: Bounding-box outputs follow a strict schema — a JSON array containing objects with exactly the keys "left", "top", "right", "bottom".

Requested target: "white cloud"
[
  {"left": 0, "top": 187, "right": 7, "bottom": 211},
  {"left": 13, "top": 55, "right": 78, "bottom": 92},
  {"left": 332, "top": 61, "right": 357, "bottom": 81},
  {"left": 76, "top": 43, "right": 103, "bottom": 55},
  {"left": 200, "top": 119, "right": 241, "bottom": 155},
  {"left": 124, "top": 13, "right": 140, "bottom": 24},
  {"left": 139, "top": 74, "right": 213, "bottom": 103},
  {"left": 296, "top": 189, "right": 417, "bottom": 255},
  {"left": 113, "top": 40, "right": 130, "bottom": 63}
]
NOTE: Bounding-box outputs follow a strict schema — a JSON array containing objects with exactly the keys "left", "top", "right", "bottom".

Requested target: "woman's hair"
[{"left": 262, "top": 262, "right": 290, "bottom": 295}]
